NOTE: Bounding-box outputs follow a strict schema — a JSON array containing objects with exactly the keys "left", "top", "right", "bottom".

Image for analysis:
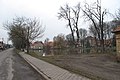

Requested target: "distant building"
[
  {"left": 31, "top": 41, "right": 44, "bottom": 49},
  {"left": 30, "top": 41, "right": 44, "bottom": 53}
]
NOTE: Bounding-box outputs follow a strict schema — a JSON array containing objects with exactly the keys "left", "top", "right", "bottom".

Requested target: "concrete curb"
[
  {"left": 18, "top": 52, "right": 51, "bottom": 80},
  {"left": 18, "top": 52, "right": 90, "bottom": 80}
]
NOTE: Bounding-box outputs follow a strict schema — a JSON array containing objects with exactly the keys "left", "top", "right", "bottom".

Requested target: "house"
[
  {"left": 30, "top": 41, "right": 44, "bottom": 53},
  {"left": 31, "top": 41, "right": 44, "bottom": 49},
  {"left": 113, "top": 26, "right": 120, "bottom": 61}
]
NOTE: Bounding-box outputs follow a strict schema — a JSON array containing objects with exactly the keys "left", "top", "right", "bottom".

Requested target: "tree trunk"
[
  {"left": 26, "top": 27, "right": 30, "bottom": 54},
  {"left": 76, "top": 27, "right": 80, "bottom": 43},
  {"left": 26, "top": 39, "right": 29, "bottom": 54},
  {"left": 68, "top": 20, "right": 75, "bottom": 46},
  {"left": 101, "top": 19, "right": 105, "bottom": 53}
]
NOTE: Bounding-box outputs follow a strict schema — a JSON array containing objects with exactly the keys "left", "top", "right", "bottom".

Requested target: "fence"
[{"left": 30, "top": 46, "right": 116, "bottom": 56}]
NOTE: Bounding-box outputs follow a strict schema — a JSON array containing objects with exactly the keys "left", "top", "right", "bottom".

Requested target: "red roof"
[{"left": 31, "top": 41, "right": 43, "bottom": 46}]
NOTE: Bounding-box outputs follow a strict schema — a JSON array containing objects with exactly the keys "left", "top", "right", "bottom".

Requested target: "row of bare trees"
[
  {"left": 82, "top": 0, "right": 107, "bottom": 52},
  {"left": 58, "top": 0, "right": 120, "bottom": 53}
]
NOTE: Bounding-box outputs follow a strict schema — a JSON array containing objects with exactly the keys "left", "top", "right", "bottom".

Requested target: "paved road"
[{"left": 0, "top": 48, "right": 46, "bottom": 80}]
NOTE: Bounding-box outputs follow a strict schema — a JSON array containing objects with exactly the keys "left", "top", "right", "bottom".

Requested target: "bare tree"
[
  {"left": 66, "top": 33, "right": 74, "bottom": 47},
  {"left": 115, "top": 9, "right": 120, "bottom": 21},
  {"left": 58, "top": 3, "right": 81, "bottom": 46},
  {"left": 4, "top": 17, "right": 45, "bottom": 53},
  {"left": 71, "top": 3, "right": 81, "bottom": 43},
  {"left": 103, "top": 22, "right": 114, "bottom": 39},
  {"left": 89, "top": 24, "right": 98, "bottom": 43},
  {"left": 79, "top": 28, "right": 87, "bottom": 47},
  {"left": 58, "top": 4, "right": 75, "bottom": 43},
  {"left": 81, "top": 0, "right": 108, "bottom": 52},
  {"left": 44, "top": 38, "right": 51, "bottom": 55},
  {"left": 89, "top": 24, "right": 98, "bottom": 38},
  {"left": 79, "top": 28, "right": 87, "bottom": 40},
  {"left": 53, "top": 34, "right": 66, "bottom": 49},
  {"left": 113, "top": 8, "right": 120, "bottom": 26}
]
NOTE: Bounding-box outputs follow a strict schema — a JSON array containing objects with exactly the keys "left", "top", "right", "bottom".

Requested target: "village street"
[{"left": 0, "top": 48, "right": 46, "bottom": 80}]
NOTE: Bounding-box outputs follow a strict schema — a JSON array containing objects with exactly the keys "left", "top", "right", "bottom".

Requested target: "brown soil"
[{"left": 40, "top": 54, "right": 120, "bottom": 80}]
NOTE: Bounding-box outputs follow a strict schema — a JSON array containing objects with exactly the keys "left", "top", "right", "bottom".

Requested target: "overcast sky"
[{"left": 0, "top": 0, "right": 120, "bottom": 43}]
